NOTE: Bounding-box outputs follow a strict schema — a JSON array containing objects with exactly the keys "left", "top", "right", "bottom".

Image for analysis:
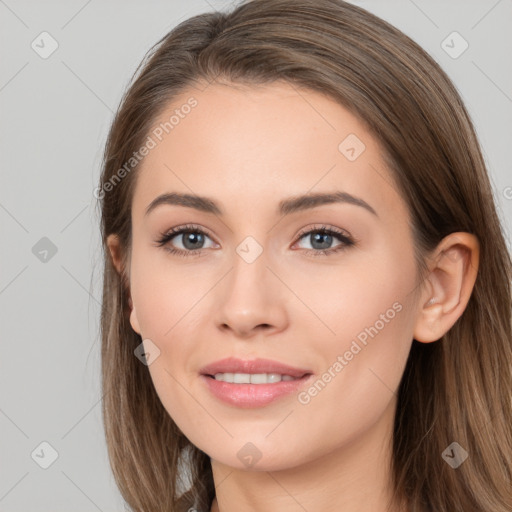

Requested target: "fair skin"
[{"left": 107, "top": 81, "right": 479, "bottom": 512}]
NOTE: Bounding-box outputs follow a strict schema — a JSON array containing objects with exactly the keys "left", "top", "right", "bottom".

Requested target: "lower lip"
[{"left": 200, "top": 374, "right": 312, "bottom": 408}]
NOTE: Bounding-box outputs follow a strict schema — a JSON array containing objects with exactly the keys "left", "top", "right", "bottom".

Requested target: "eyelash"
[{"left": 155, "top": 223, "right": 356, "bottom": 258}]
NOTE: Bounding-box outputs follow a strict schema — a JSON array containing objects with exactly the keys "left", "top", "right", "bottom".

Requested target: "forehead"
[{"left": 131, "top": 80, "right": 406, "bottom": 223}]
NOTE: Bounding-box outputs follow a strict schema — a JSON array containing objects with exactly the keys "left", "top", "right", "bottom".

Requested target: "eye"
[
  {"left": 155, "top": 223, "right": 356, "bottom": 258},
  {"left": 155, "top": 224, "right": 217, "bottom": 257},
  {"left": 293, "top": 224, "right": 355, "bottom": 256}
]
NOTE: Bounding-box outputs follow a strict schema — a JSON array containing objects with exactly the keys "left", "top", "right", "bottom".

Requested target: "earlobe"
[{"left": 413, "top": 232, "right": 479, "bottom": 343}]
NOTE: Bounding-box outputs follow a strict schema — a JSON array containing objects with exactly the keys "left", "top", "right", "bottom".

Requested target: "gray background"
[{"left": 1, "top": 0, "right": 511, "bottom": 510}]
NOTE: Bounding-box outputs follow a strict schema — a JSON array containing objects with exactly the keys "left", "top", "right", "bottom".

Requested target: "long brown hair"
[{"left": 97, "top": 1, "right": 512, "bottom": 510}]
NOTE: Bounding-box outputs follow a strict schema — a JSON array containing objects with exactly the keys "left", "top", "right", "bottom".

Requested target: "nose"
[{"left": 215, "top": 251, "right": 289, "bottom": 339}]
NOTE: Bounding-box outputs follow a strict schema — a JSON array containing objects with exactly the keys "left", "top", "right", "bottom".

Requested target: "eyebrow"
[{"left": 144, "top": 191, "right": 378, "bottom": 218}]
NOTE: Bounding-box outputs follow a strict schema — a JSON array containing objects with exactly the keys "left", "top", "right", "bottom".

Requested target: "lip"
[{"left": 199, "top": 357, "right": 314, "bottom": 408}]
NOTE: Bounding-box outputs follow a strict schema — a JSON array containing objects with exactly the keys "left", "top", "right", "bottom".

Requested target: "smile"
[{"left": 211, "top": 372, "right": 299, "bottom": 384}]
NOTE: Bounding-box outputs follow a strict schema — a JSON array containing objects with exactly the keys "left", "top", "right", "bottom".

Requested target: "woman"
[{"left": 97, "top": 0, "right": 512, "bottom": 510}]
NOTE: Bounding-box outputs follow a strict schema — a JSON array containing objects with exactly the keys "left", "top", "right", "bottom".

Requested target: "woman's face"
[{"left": 120, "top": 80, "right": 424, "bottom": 471}]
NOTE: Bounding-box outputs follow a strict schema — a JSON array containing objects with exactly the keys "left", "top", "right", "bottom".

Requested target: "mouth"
[
  {"left": 199, "top": 356, "right": 312, "bottom": 379},
  {"left": 199, "top": 357, "right": 314, "bottom": 408},
  {"left": 203, "top": 372, "right": 310, "bottom": 384}
]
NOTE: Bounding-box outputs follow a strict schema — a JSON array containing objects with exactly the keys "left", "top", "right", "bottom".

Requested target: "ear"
[
  {"left": 129, "top": 304, "right": 141, "bottom": 335},
  {"left": 413, "top": 232, "right": 479, "bottom": 343},
  {"left": 106, "top": 234, "right": 141, "bottom": 335},
  {"left": 107, "top": 234, "right": 124, "bottom": 275}
]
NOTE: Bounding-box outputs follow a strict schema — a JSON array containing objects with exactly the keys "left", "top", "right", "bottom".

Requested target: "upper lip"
[{"left": 200, "top": 357, "right": 312, "bottom": 378}]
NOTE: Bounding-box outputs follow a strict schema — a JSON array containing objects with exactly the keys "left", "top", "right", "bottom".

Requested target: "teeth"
[{"left": 213, "top": 372, "right": 299, "bottom": 384}]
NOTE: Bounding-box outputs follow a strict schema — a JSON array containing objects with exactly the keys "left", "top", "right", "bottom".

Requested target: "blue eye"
[
  {"left": 294, "top": 225, "right": 355, "bottom": 257},
  {"left": 155, "top": 224, "right": 216, "bottom": 257},
  {"left": 155, "top": 223, "right": 355, "bottom": 258}
]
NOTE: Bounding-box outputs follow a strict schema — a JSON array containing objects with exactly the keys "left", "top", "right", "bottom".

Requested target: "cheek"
[
  {"left": 289, "top": 247, "right": 416, "bottom": 401},
  {"left": 130, "top": 249, "right": 208, "bottom": 339},
  {"left": 290, "top": 295, "right": 414, "bottom": 460},
  {"left": 128, "top": 251, "right": 208, "bottom": 419},
  {"left": 285, "top": 243, "right": 415, "bottom": 344}
]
